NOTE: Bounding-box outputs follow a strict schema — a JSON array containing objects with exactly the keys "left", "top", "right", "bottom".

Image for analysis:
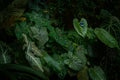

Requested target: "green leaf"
[
  {"left": 30, "top": 27, "right": 49, "bottom": 47},
  {"left": 86, "top": 28, "right": 96, "bottom": 40},
  {"left": 100, "top": 9, "right": 112, "bottom": 19},
  {"left": 64, "top": 52, "right": 83, "bottom": 71},
  {"left": 22, "top": 34, "right": 44, "bottom": 72},
  {"left": 89, "top": 66, "right": 106, "bottom": 80},
  {"left": 94, "top": 28, "right": 119, "bottom": 48},
  {"left": 0, "top": 42, "right": 11, "bottom": 64},
  {"left": 25, "top": 11, "right": 51, "bottom": 26},
  {"left": 42, "top": 51, "right": 62, "bottom": 72},
  {"left": 64, "top": 46, "right": 87, "bottom": 71},
  {"left": 26, "top": 52, "right": 44, "bottom": 72},
  {"left": 47, "top": 26, "right": 77, "bottom": 51},
  {"left": 0, "top": 50, "right": 11, "bottom": 64},
  {"left": 15, "top": 22, "right": 30, "bottom": 40},
  {"left": 75, "top": 46, "right": 87, "bottom": 66},
  {"left": 73, "top": 18, "right": 88, "bottom": 37}
]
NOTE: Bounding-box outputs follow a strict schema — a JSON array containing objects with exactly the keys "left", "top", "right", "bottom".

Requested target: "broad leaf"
[
  {"left": 94, "top": 28, "right": 119, "bottom": 48},
  {"left": 26, "top": 51, "right": 44, "bottom": 72},
  {"left": 30, "top": 27, "right": 49, "bottom": 47},
  {"left": 73, "top": 18, "right": 88, "bottom": 37},
  {"left": 64, "top": 46, "right": 88, "bottom": 71},
  {"left": 47, "top": 26, "right": 77, "bottom": 51},
  {"left": 89, "top": 66, "right": 106, "bottom": 80},
  {"left": 64, "top": 52, "right": 83, "bottom": 71}
]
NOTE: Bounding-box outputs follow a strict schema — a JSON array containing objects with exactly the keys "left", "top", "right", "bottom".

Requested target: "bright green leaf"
[
  {"left": 73, "top": 18, "right": 88, "bottom": 37},
  {"left": 94, "top": 28, "right": 119, "bottom": 48}
]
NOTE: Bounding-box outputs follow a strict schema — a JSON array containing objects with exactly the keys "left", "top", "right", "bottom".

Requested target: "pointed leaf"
[
  {"left": 26, "top": 52, "right": 44, "bottom": 72},
  {"left": 94, "top": 28, "right": 119, "bottom": 48}
]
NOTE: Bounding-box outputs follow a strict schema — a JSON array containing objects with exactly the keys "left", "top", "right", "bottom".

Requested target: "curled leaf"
[{"left": 73, "top": 18, "right": 88, "bottom": 37}]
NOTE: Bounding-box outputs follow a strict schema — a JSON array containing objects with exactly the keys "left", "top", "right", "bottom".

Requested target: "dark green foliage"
[
  {"left": 99, "top": 9, "right": 120, "bottom": 47},
  {"left": 47, "top": 26, "right": 77, "bottom": 51},
  {"left": 0, "top": 0, "right": 120, "bottom": 80},
  {"left": 0, "top": 41, "right": 11, "bottom": 64},
  {"left": 89, "top": 66, "right": 106, "bottom": 80},
  {"left": 73, "top": 18, "right": 88, "bottom": 38},
  {"left": 94, "top": 28, "right": 119, "bottom": 49},
  {"left": 0, "top": 64, "right": 48, "bottom": 80}
]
